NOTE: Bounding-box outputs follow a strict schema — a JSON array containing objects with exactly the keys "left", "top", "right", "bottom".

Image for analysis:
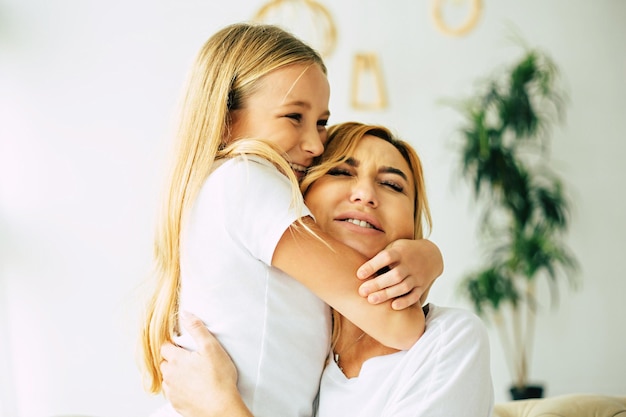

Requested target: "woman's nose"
[{"left": 349, "top": 180, "right": 378, "bottom": 207}]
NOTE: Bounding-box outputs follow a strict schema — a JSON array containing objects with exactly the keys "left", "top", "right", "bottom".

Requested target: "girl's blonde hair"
[
  {"left": 301, "top": 122, "right": 433, "bottom": 351},
  {"left": 140, "top": 23, "right": 326, "bottom": 394}
]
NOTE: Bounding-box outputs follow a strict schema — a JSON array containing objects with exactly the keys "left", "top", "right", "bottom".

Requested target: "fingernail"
[
  {"left": 368, "top": 294, "right": 379, "bottom": 304},
  {"left": 359, "top": 285, "right": 369, "bottom": 297}
]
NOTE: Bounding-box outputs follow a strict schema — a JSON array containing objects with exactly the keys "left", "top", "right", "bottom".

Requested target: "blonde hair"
[
  {"left": 301, "top": 122, "right": 433, "bottom": 351},
  {"left": 140, "top": 22, "right": 326, "bottom": 394}
]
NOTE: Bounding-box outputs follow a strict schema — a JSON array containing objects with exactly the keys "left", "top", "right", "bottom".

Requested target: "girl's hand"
[
  {"left": 357, "top": 239, "right": 444, "bottom": 310},
  {"left": 160, "top": 312, "right": 253, "bottom": 417}
]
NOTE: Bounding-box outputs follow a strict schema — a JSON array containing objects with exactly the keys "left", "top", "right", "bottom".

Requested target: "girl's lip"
[
  {"left": 289, "top": 162, "right": 309, "bottom": 181},
  {"left": 335, "top": 211, "right": 384, "bottom": 232}
]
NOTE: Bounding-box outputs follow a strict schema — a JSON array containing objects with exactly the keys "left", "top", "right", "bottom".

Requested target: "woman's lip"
[{"left": 335, "top": 211, "right": 383, "bottom": 231}]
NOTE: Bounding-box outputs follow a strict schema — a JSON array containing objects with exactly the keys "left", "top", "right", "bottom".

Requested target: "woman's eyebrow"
[
  {"left": 380, "top": 166, "right": 408, "bottom": 181},
  {"left": 345, "top": 157, "right": 408, "bottom": 181},
  {"left": 345, "top": 157, "right": 358, "bottom": 167}
]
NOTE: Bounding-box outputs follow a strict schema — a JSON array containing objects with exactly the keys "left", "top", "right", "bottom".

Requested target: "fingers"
[
  {"left": 160, "top": 342, "right": 189, "bottom": 380},
  {"left": 390, "top": 288, "right": 422, "bottom": 310},
  {"left": 362, "top": 280, "right": 423, "bottom": 305},
  {"left": 358, "top": 262, "right": 426, "bottom": 307},
  {"left": 179, "top": 311, "right": 215, "bottom": 354},
  {"left": 361, "top": 284, "right": 422, "bottom": 309},
  {"left": 160, "top": 341, "right": 180, "bottom": 362},
  {"left": 358, "top": 262, "right": 406, "bottom": 299},
  {"left": 356, "top": 250, "right": 396, "bottom": 280}
]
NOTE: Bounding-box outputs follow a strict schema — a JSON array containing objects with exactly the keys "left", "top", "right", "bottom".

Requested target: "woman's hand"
[
  {"left": 357, "top": 239, "right": 444, "bottom": 310},
  {"left": 160, "top": 312, "right": 253, "bottom": 417}
]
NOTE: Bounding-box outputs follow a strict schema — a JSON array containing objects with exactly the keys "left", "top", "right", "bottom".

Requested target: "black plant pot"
[{"left": 510, "top": 384, "right": 544, "bottom": 400}]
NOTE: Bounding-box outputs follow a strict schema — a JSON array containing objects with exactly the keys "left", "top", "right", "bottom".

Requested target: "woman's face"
[
  {"left": 305, "top": 135, "right": 416, "bottom": 259},
  {"left": 229, "top": 63, "right": 331, "bottom": 181}
]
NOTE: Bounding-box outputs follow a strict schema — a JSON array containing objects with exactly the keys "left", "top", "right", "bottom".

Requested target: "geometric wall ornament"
[{"left": 350, "top": 52, "right": 388, "bottom": 111}]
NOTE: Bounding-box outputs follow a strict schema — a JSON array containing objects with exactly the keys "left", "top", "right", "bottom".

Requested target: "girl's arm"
[{"left": 273, "top": 217, "right": 426, "bottom": 350}]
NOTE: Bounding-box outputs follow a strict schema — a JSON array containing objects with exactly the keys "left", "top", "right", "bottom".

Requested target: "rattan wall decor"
[
  {"left": 253, "top": 0, "right": 338, "bottom": 57},
  {"left": 431, "top": 0, "right": 482, "bottom": 37}
]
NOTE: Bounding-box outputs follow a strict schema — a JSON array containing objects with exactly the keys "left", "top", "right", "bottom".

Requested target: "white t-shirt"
[
  {"left": 317, "top": 304, "right": 493, "bottom": 417},
  {"left": 154, "top": 156, "right": 331, "bottom": 417}
]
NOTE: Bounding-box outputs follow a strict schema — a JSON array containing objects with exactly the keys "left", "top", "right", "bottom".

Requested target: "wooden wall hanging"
[
  {"left": 350, "top": 53, "right": 388, "bottom": 111},
  {"left": 253, "top": 0, "right": 338, "bottom": 57},
  {"left": 431, "top": 0, "right": 482, "bottom": 37}
]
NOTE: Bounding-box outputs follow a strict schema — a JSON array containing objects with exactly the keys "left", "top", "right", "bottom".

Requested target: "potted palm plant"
[{"left": 449, "top": 45, "right": 579, "bottom": 400}]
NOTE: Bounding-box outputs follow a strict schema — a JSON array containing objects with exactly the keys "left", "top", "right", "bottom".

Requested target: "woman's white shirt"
[{"left": 317, "top": 304, "right": 493, "bottom": 417}]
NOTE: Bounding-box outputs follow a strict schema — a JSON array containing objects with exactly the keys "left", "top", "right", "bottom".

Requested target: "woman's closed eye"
[
  {"left": 327, "top": 167, "right": 352, "bottom": 177},
  {"left": 380, "top": 180, "right": 404, "bottom": 193}
]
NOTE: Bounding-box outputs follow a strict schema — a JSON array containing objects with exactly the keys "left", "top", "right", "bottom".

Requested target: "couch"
[{"left": 493, "top": 393, "right": 626, "bottom": 417}]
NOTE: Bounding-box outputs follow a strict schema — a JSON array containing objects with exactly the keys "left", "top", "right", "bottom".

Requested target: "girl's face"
[
  {"left": 305, "top": 135, "right": 416, "bottom": 259},
  {"left": 229, "top": 63, "right": 331, "bottom": 181}
]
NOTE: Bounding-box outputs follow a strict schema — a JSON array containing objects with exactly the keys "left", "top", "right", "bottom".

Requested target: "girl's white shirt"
[{"left": 154, "top": 156, "right": 331, "bottom": 417}]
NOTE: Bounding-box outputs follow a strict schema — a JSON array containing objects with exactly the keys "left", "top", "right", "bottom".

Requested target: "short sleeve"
[{"left": 217, "top": 156, "right": 311, "bottom": 265}]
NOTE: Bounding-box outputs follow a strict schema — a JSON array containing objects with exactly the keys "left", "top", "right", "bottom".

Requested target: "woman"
[{"left": 159, "top": 122, "right": 494, "bottom": 417}]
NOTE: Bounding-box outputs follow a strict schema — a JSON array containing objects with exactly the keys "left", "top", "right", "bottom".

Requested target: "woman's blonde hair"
[
  {"left": 301, "top": 122, "right": 433, "bottom": 351},
  {"left": 140, "top": 22, "right": 326, "bottom": 394}
]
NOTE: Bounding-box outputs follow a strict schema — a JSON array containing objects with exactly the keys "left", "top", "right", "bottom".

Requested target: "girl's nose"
[{"left": 302, "top": 127, "right": 325, "bottom": 157}]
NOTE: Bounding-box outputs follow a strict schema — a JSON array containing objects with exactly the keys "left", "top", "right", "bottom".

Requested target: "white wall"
[{"left": 1, "top": 1, "right": 624, "bottom": 416}]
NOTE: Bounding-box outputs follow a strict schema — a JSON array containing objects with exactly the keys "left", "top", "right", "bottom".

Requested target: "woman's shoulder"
[
  {"left": 427, "top": 303, "right": 482, "bottom": 322},
  {"left": 424, "top": 304, "right": 488, "bottom": 340},
  {"left": 404, "top": 304, "right": 491, "bottom": 367}
]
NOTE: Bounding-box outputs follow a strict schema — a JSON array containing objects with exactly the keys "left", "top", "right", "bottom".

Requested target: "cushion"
[{"left": 493, "top": 394, "right": 626, "bottom": 417}]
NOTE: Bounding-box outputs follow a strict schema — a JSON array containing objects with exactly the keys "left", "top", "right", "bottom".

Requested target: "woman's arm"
[
  {"left": 160, "top": 312, "right": 253, "bottom": 417},
  {"left": 273, "top": 217, "right": 426, "bottom": 350}
]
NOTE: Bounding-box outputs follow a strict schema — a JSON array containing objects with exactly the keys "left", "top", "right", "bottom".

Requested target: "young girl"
[{"left": 141, "top": 24, "right": 443, "bottom": 417}]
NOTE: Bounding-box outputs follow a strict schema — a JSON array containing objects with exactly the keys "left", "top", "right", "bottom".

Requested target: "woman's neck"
[{"left": 334, "top": 316, "right": 399, "bottom": 378}]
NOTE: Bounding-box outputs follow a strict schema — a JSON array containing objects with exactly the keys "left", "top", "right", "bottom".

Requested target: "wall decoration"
[
  {"left": 350, "top": 53, "right": 388, "bottom": 111},
  {"left": 253, "top": 0, "right": 338, "bottom": 57},
  {"left": 431, "top": 0, "right": 482, "bottom": 37}
]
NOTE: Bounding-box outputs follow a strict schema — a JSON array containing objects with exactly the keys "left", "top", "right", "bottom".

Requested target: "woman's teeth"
[{"left": 345, "top": 218, "right": 374, "bottom": 229}]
